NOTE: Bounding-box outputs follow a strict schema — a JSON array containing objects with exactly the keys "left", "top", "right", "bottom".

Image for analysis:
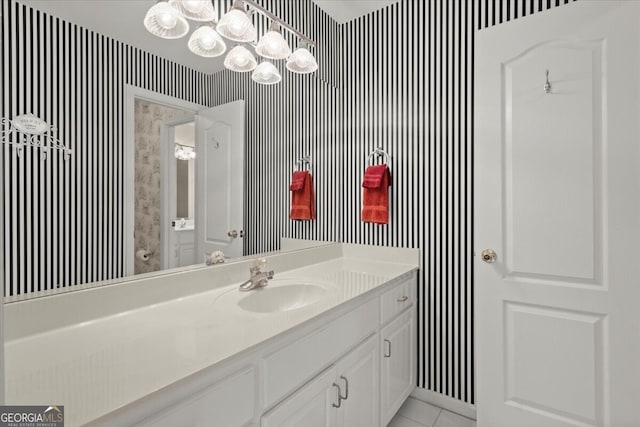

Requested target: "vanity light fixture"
[
  {"left": 143, "top": 1, "right": 190, "bottom": 39},
  {"left": 216, "top": 0, "right": 257, "bottom": 43},
  {"left": 255, "top": 22, "right": 291, "bottom": 60},
  {"left": 251, "top": 61, "right": 281, "bottom": 85},
  {"left": 143, "top": 0, "right": 318, "bottom": 83},
  {"left": 175, "top": 144, "right": 196, "bottom": 160},
  {"left": 188, "top": 25, "right": 226, "bottom": 57},
  {"left": 168, "top": 0, "right": 216, "bottom": 22},
  {"left": 286, "top": 41, "right": 318, "bottom": 74},
  {"left": 224, "top": 45, "right": 257, "bottom": 72}
]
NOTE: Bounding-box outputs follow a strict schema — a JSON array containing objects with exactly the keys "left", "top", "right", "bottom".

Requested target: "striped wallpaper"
[
  {"left": 1, "top": 0, "right": 576, "bottom": 407},
  {"left": 219, "top": 0, "right": 575, "bottom": 404}
]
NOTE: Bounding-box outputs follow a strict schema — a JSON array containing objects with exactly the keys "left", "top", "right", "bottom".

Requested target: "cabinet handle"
[
  {"left": 339, "top": 375, "right": 349, "bottom": 400},
  {"left": 332, "top": 383, "right": 342, "bottom": 408},
  {"left": 397, "top": 295, "right": 409, "bottom": 302},
  {"left": 384, "top": 339, "right": 391, "bottom": 358}
]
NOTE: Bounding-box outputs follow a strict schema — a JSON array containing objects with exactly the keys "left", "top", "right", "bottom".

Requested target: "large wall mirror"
[{"left": 1, "top": 0, "right": 332, "bottom": 301}]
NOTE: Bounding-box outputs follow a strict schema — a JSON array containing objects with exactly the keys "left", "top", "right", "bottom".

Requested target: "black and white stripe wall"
[{"left": 0, "top": 0, "right": 575, "bottom": 408}]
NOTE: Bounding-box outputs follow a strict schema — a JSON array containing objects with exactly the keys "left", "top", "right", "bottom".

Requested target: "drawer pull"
[
  {"left": 340, "top": 375, "right": 349, "bottom": 400},
  {"left": 332, "top": 383, "right": 342, "bottom": 408},
  {"left": 384, "top": 339, "right": 391, "bottom": 358},
  {"left": 397, "top": 295, "right": 409, "bottom": 302}
]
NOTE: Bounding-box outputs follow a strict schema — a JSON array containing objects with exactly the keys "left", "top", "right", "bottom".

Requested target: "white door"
[
  {"left": 335, "top": 335, "right": 379, "bottom": 427},
  {"left": 194, "top": 100, "right": 245, "bottom": 260},
  {"left": 262, "top": 367, "right": 338, "bottom": 427},
  {"left": 475, "top": 2, "right": 640, "bottom": 427}
]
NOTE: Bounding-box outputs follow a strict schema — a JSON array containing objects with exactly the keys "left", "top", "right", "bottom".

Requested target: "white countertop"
[{"left": 4, "top": 250, "right": 417, "bottom": 426}]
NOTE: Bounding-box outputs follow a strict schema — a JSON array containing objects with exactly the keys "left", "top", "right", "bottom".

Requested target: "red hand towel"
[
  {"left": 361, "top": 164, "right": 391, "bottom": 224},
  {"left": 290, "top": 171, "right": 316, "bottom": 220}
]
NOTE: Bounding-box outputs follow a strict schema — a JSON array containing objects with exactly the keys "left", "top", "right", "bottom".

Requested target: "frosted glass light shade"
[
  {"left": 224, "top": 46, "right": 257, "bottom": 72},
  {"left": 144, "top": 2, "right": 189, "bottom": 39},
  {"left": 169, "top": 0, "right": 216, "bottom": 22},
  {"left": 175, "top": 144, "right": 196, "bottom": 160},
  {"left": 217, "top": 2, "right": 257, "bottom": 42},
  {"left": 256, "top": 22, "right": 291, "bottom": 60},
  {"left": 286, "top": 44, "right": 318, "bottom": 74},
  {"left": 188, "top": 26, "right": 226, "bottom": 57},
  {"left": 252, "top": 61, "right": 281, "bottom": 85}
]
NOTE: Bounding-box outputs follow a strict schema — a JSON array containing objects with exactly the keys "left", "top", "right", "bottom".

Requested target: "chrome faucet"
[{"left": 239, "top": 258, "right": 274, "bottom": 291}]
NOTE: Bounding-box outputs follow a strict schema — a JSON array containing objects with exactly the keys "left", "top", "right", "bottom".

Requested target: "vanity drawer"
[
  {"left": 380, "top": 274, "right": 416, "bottom": 325},
  {"left": 262, "top": 298, "right": 378, "bottom": 409}
]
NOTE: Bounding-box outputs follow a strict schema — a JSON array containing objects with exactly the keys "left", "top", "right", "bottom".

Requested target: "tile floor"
[{"left": 389, "top": 397, "right": 476, "bottom": 427}]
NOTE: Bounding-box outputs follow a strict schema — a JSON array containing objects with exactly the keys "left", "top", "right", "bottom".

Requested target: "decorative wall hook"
[
  {"left": 0, "top": 114, "right": 72, "bottom": 160},
  {"left": 544, "top": 69, "right": 551, "bottom": 94}
]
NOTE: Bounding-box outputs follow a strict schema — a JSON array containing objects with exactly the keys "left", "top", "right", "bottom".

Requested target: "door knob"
[
  {"left": 481, "top": 249, "right": 497, "bottom": 263},
  {"left": 228, "top": 230, "right": 238, "bottom": 238}
]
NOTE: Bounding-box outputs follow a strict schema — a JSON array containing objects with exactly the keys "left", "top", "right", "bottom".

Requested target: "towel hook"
[
  {"left": 544, "top": 69, "right": 551, "bottom": 94},
  {"left": 367, "top": 147, "right": 391, "bottom": 167}
]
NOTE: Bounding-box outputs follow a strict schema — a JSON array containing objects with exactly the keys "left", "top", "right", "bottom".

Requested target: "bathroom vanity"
[{"left": 3, "top": 243, "right": 419, "bottom": 427}]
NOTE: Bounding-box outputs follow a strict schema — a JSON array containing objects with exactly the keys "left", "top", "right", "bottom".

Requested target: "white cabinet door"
[
  {"left": 380, "top": 309, "right": 415, "bottom": 426},
  {"left": 335, "top": 335, "right": 379, "bottom": 427},
  {"left": 262, "top": 367, "right": 338, "bottom": 427}
]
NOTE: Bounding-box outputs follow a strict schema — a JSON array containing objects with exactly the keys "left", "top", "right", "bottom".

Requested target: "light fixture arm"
[{"left": 242, "top": 0, "right": 316, "bottom": 48}]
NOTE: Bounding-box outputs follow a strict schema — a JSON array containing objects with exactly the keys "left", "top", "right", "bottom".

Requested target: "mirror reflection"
[{"left": 1, "top": 0, "right": 331, "bottom": 301}]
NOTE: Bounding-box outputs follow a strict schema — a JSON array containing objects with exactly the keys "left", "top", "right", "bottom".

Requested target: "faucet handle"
[
  {"left": 252, "top": 257, "right": 267, "bottom": 269},
  {"left": 250, "top": 258, "right": 267, "bottom": 275}
]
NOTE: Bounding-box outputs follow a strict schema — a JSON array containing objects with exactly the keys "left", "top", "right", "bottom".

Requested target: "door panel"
[
  {"left": 503, "top": 40, "right": 603, "bottom": 283},
  {"left": 195, "top": 100, "right": 244, "bottom": 259},
  {"left": 504, "top": 303, "right": 606, "bottom": 425},
  {"left": 475, "top": 2, "right": 640, "bottom": 426}
]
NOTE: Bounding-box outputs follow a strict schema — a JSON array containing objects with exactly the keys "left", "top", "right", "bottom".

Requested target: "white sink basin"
[
  {"left": 238, "top": 284, "right": 326, "bottom": 313},
  {"left": 215, "top": 278, "right": 336, "bottom": 314}
]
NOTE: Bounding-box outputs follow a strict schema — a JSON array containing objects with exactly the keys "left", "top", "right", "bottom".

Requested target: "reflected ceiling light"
[
  {"left": 216, "top": 0, "right": 257, "bottom": 42},
  {"left": 224, "top": 45, "right": 257, "bottom": 72},
  {"left": 175, "top": 144, "right": 196, "bottom": 160},
  {"left": 286, "top": 41, "right": 318, "bottom": 74},
  {"left": 169, "top": 0, "right": 216, "bottom": 22},
  {"left": 252, "top": 61, "right": 281, "bottom": 85},
  {"left": 144, "top": 1, "right": 190, "bottom": 39},
  {"left": 256, "top": 22, "right": 291, "bottom": 60},
  {"left": 188, "top": 25, "right": 226, "bottom": 57}
]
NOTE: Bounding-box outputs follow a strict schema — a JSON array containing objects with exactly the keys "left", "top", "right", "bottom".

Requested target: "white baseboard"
[{"left": 410, "top": 388, "right": 476, "bottom": 420}]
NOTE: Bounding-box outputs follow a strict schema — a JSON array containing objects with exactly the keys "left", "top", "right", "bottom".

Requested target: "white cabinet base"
[{"left": 101, "top": 272, "right": 417, "bottom": 427}]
